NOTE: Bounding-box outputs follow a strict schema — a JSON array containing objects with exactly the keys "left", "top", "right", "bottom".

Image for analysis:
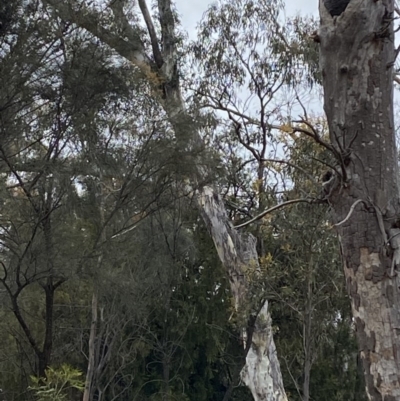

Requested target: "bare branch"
[
  {"left": 138, "top": 0, "right": 163, "bottom": 68},
  {"left": 0, "top": 145, "right": 39, "bottom": 213},
  {"left": 393, "top": 45, "right": 400, "bottom": 64},
  {"left": 235, "top": 199, "right": 313, "bottom": 229},
  {"left": 262, "top": 159, "right": 318, "bottom": 184},
  {"left": 292, "top": 119, "right": 338, "bottom": 157},
  {"left": 157, "top": 0, "right": 175, "bottom": 65},
  {"left": 197, "top": 92, "right": 282, "bottom": 131},
  {"left": 311, "top": 157, "right": 342, "bottom": 179},
  {"left": 334, "top": 199, "right": 364, "bottom": 227},
  {"left": 295, "top": 93, "right": 309, "bottom": 122},
  {"left": 228, "top": 112, "right": 260, "bottom": 161},
  {"left": 10, "top": 294, "right": 42, "bottom": 358}
]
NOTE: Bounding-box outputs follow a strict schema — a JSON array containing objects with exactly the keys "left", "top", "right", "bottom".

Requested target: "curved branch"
[
  {"left": 11, "top": 295, "right": 42, "bottom": 358},
  {"left": 292, "top": 122, "right": 339, "bottom": 158},
  {"left": 235, "top": 199, "right": 312, "bottom": 229},
  {"left": 334, "top": 199, "right": 364, "bottom": 227}
]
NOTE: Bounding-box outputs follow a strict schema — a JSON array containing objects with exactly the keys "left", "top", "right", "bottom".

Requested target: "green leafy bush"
[{"left": 29, "top": 364, "right": 84, "bottom": 401}]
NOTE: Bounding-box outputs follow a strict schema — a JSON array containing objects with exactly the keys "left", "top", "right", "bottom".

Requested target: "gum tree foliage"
[
  {"left": 0, "top": 1, "right": 200, "bottom": 398},
  {"left": 116, "top": 213, "right": 254, "bottom": 401},
  {"left": 37, "top": 0, "right": 290, "bottom": 399},
  {"left": 0, "top": 3, "right": 254, "bottom": 401}
]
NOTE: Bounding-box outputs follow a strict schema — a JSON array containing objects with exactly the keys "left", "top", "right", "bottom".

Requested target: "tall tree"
[
  {"left": 40, "top": 1, "right": 288, "bottom": 399},
  {"left": 0, "top": 2, "right": 189, "bottom": 395},
  {"left": 318, "top": 0, "right": 400, "bottom": 399}
]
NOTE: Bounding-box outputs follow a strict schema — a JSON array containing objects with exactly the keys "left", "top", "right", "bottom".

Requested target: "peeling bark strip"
[
  {"left": 319, "top": 0, "right": 400, "bottom": 399},
  {"left": 41, "top": 1, "right": 287, "bottom": 400}
]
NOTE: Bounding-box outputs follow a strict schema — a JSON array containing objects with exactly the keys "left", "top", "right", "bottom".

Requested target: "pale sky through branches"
[{"left": 176, "top": 0, "right": 318, "bottom": 39}]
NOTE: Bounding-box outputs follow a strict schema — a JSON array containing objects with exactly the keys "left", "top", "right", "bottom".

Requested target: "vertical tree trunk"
[
  {"left": 39, "top": 213, "right": 55, "bottom": 378},
  {"left": 83, "top": 166, "right": 107, "bottom": 401},
  {"left": 83, "top": 291, "right": 98, "bottom": 401},
  {"left": 198, "top": 188, "right": 287, "bottom": 401},
  {"left": 162, "top": 355, "right": 170, "bottom": 401},
  {"left": 302, "top": 359, "right": 311, "bottom": 401},
  {"left": 39, "top": 280, "right": 55, "bottom": 378},
  {"left": 302, "top": 257, "right": 313, "bottom": 401},
  {"left": 319, "top": 0, "right": 400, "bottom": 398}
]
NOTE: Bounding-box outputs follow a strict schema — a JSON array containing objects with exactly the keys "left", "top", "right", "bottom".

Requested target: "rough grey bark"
[
  {"left": 41, "top": 1, "right": 287, "bottom": 400},
  {"left": 319, "top": 0, "right": 400, "bottom": 399}
]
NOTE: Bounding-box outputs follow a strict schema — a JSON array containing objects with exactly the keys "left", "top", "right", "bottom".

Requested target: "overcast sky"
[
  {"left": 176, "top": 0, "right": 319, "bottom": 38},
  {"left": 174, "top": 0, "right": 322, "bottom": 115}
]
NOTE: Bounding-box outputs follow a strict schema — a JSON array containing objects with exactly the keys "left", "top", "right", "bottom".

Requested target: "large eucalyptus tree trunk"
[
  {"left": 319, "top": 0, "right": 400, "bottom": 398},
  {"left": 42, "top": 1, "right": 287, "bottom": 400}
]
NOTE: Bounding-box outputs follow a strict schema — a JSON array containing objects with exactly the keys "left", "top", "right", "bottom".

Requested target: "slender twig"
[
  {"left": 292, "top": 122, "right": 339, "bottom": 158},
  {"left": 347, "top": 129, "right": 359, "bottom": 150},
  {"left": 262, "top": 158, "right": 318, "bottom": 184},
  {"left": 311, "top": 157, "right": 342, "bottom": 179}
]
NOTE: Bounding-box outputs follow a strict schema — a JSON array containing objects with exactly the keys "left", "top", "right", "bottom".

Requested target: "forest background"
[{"left": 0, "top": 0, "right": 394, "bottom": 400}]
